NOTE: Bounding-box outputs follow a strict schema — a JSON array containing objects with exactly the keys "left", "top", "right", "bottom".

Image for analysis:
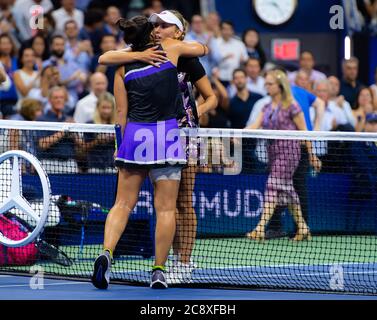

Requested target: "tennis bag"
[{"left": 0, "top": 215, "right": 38, "bottom": 266}]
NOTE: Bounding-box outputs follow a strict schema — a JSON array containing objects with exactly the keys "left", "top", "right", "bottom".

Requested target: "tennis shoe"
[
  {"left": 91, "top": 251, "right": 111, "bottom": 289},
  {"left": 150, "top": 269, "right": 168, "bottom": 289},
  {"left": 166, "top": 260, "right": 196, "bottom": 284}
]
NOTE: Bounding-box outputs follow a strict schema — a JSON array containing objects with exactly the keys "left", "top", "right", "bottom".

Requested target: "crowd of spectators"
[{"left": 1, "top": 0, "right": 377, "bottom": 174}]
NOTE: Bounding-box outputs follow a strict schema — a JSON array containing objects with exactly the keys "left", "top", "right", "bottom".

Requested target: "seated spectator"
[
  {"left": 64, "top": 19, "right": 93, "bottom": 72},
  {"left": 36, "top": 86, "right": 83, "bottom": 174},
  {"left": 73, "top": 72, "right": 108, "bottom": 123},
  {"left": 90, "top": 34, "right": 117, "bottom": 93},
  {"left": 242, "top": 28, "right": 267, "bottom": 69},
  {"left": 311, "top": 80, "right": 338, "bottom": 132},
  {"left": 294, "top": 70, "right": 312, "bottom": 92},
  {"left": 288, "top": 51, "right": 327, "bottom": 88},
  {"left": 199, "top": 69, "right": 230, "bottom": 128},
  {"left": 9, "top": 98, "right": 43, "bottom": 155},
  {"left": 79, "top": 9, "right": 111, "bottom": 56},
  {"left": 328, "top": 75, "right": 356, "bottom": 128},
  {"left": 215, "top": 21, "right": 248, "bottom": 87},
  {"left": 52, "top": 0, "right": 84, "bottom": 33},
  {"left": 104, "top": 6, "right": 124, "bottom": 45},
  {"left": 340, "top": 57, "right": 364, "bottom": 106},
  {"left": 83, "top": 92, "right": 116, "bottom": 173},
  {"left": 13, "top": 47, "right": 40, "bottom": 110},
  {"left": 28, "top": 64, "right": 75, "bottom": 112},
  {"left": 11, "top": 0, "right": 53, "bottom": 42},
  {"left": 43, "top": 34, "right": 88, "bottom": 114},
  {"left": 185, "top": 14, "right": 222, "bottom": 77},
  {"left": 353, "top": 87, "right": 376, "bottom": 132},
  {"left": 0, "top": 33, "right": 19, "bottom": 118},
  {"left": 228, "top": 57, "right": 266, "bottom": 98},
  {"left": 205, "top": 12, "right": 221, "bottom": 39},
  {"left": 227, "top": 68, "right": 263, "bottom": 129}
]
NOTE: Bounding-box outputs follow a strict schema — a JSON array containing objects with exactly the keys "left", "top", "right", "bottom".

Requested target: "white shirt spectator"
[
  {"left": 14, "top": 69, "right": 40, "bottom": 110},
  {"left": 73, "top": 92, "right": 98, "bottom": 123},
  {"left": 52, "top": 7, "right": 84, "bottom": 33},
  {"left": 228, "top": 76, "right": 266, "bottom": 98},
  {"left": 12, "top": 0, "right": 53, "bottom": 41},
  {"left": 309, "top": 106, "right": 337, "bottom": 156},
  {"left": 215, "top": 37, "right": 248, "bottom": 82},
  {"left": 327, "top": 99, "right": 356, "bottom": 127}
]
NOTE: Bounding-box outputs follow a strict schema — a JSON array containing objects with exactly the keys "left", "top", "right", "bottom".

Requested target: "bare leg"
[
  {"left": 288, "top": 204, "right": 311, "bottom": 241},
  {"left": 153, "top": 179, "right": 180, "bottom": 267},
  {"left": 247, "top": 200, "right": 278, "bottom": 240},
  {"left": 103, "top": 168, "right": 147, "bottom": 252},
  {"left": 174, "top": 166, "right": 197, "bottom": 264}
]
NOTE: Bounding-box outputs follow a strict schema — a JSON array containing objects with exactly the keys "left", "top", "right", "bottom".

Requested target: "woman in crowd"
[
  {"left": 242, "top": 28, "right": 267, "bottom": 69},
  {"left": 13, "top": 47, "right": 40, "bottom": 110},
  {"left": 353, "top": 87, "right": 376, "bottom": 132},
  {"left": 246, "top": 70, "right": 321, "bottom": 241},
  {"left": 0, "top": 34, "right": 19, "bottom": 118}
]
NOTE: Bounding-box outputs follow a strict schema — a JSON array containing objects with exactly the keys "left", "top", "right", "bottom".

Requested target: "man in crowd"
[
  {"left": 185, "top": 14, "right": 222, "bottom": 77},
  {"left": 52, "top": 0, "right": 84, "bottom": 33},
  {"left": 73, "top": 72, "right": 108, "bottom": 123},
  {"left": 37, "top": 86, "right": 83, "bottom": 173},
  {"left": 43, "top": 34, "right": 88, "bottom": 114},
  {"left": 64, "top": 19, "right": 93, "bottom": 72},
  {"left": 340, "top": 57, "right": 364, "bottom": 106},
  {"left": 289, "top": 51, "right": 327, "bottom": 88},
  {"left": 215, "top": 21, "right": 248, "bottom": 87},
  {"left": 228, "top": 57, "right": 266, "bottom": 98}
]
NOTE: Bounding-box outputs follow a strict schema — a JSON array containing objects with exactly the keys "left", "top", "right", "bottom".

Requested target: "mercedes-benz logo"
[{"left": 0, "top": 150, "right": 51, "bottom": 248}]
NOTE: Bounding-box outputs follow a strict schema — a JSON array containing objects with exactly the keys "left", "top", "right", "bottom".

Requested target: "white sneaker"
[{"left": 166, "top": 259, "right": 196, "bottom": 284}]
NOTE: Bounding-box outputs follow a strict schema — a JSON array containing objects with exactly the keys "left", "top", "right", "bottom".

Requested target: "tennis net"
[{"left": 0, "top": 119, "right": 377, "bottom": 295}]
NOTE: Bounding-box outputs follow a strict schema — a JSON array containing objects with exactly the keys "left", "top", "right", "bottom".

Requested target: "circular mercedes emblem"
[{"left": 0, "top": 150, "right": 51, "bottom": 247}]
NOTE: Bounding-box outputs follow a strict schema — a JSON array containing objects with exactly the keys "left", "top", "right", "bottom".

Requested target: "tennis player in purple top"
[{"left": 91, "top": 15, "right": 208, "bottom": 290}]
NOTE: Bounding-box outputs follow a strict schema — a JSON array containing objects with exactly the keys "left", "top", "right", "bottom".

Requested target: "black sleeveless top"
[{"left": 123, "top": 45, "right": 184, "bottom": 123}]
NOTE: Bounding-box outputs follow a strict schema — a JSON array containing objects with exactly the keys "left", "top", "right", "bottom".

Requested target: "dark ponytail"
[{"left": 117, "top": 16, "right": 153, "bottom": 51}]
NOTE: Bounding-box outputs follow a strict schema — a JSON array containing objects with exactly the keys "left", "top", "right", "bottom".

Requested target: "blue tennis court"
[{"left": 0, "top": 274, "right": 376, "bottom": 300}]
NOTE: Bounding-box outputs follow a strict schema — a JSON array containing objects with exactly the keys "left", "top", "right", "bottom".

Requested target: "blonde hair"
[
  {"left": 267, "top": 70, "right": 294, "bottom": 109},
  {"left": 93, "top": 92, "right": 116, "bottom": 124},
  {"left": 168, "top": 10, "right": 189, "bottom": 40},
  {"left": 20, "top": 98, "right": 43, "bottom": 121}
]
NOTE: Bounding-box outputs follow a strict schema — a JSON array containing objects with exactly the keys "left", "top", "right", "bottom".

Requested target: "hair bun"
[{"left": 117, "top": 18, "right": 137, "bottom": 33}]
